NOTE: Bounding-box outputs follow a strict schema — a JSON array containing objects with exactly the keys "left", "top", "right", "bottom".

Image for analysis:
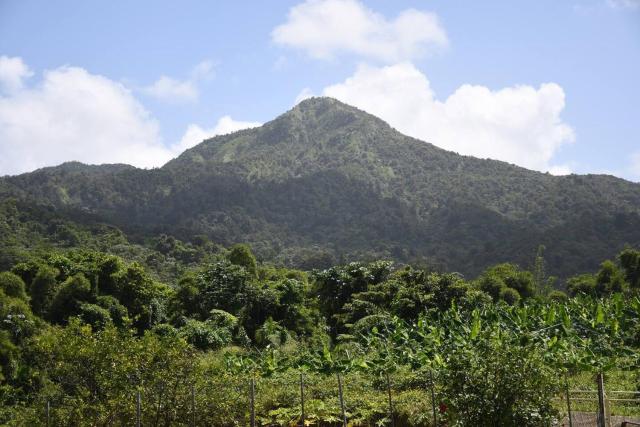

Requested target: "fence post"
[
  {"left": 300, "top": 372, "right": 305, "bottom": 427},
  {"left": 596, "top": 372, "right": 606, "bottom": 427},
  {"left": 337, "top": 373, "right": 347, "bottom": 427},
  {"left": 429, "top": 369, "right": 438, "bottom": 427},
  {"left": 250, "top": 377, "right": 256, "bottom": 427},
  {"left": 46, "top": 400, "right": 50, "bottom": 427},
  {"left": 386, "top": 372, "right": 396, "bottom": 427},
  {"left": 564, "top": 372, "right": 573, "bottom": 427},
  {"left": 136, "top": 391, "right": 141, "bottom": 427},
  {"left": 191, "top": 383, "right": 196, "bottom": 427}
]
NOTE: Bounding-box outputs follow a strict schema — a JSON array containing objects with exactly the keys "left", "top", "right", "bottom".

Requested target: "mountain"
[{"left": 2, "top": 97, "right": 640, "bottom": 278}]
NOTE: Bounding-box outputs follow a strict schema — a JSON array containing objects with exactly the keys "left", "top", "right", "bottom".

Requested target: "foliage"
[
  {"left": 0, "top": 272, "right": 27, "bottom": 301},
  {"left": 0, "top": 241, "right": 638, "bottom": 425}
]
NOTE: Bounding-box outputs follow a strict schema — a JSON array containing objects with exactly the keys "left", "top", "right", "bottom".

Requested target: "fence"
[
  {"left": 30, "top": 369, "right": 640, "bottom": 426},
  {"left": 556, "top": 372, "right": 640, "bottom": 427},
  {"left": 35, "top": 369, "right": 443, "bottom": 427}
]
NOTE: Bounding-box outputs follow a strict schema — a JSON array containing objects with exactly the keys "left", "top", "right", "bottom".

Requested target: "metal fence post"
[
  {"left": 136, "top": 391, "right": 141, "bottom": 427},
  {"left": 300, "top": 372, "right": 305, "bottom": 427},
  {"left": 250, "top": 377, "right": 256, "bottom": 427},
  {"left": 337, "top": 373, "right": 347, "bottom": 427},
  {"left": 46, "top": 400, "right": 50, "bottom": 427},
  {"left": 565, "top": 372, "right": 573, "bottom": 427},
  {"left": 597, "top": 372, "right": 607, "bottom": 427},
  {"left": 191, "top": 383, "right": 196, "bottom": 427},
  {"left": 386, "top": 372, "right": 396, "bottom": 427},
  {"left": 429, "top": 369, "right": 438, "bottom": 427}
]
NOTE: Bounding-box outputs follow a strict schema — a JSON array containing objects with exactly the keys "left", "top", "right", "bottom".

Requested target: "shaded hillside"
[{"left": 2, "top": 97, "right": 640, "bottom": 277}]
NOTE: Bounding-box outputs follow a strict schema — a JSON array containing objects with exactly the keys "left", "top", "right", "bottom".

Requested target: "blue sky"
[{"left": 0, "top": 0, "right": 639, "bottom": 180}]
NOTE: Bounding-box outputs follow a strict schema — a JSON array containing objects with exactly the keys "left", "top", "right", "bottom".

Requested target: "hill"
[{"left": 2, "top": 97, "right": 639, "bottom": 278}]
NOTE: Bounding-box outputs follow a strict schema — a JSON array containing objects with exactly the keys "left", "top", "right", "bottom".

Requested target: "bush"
[
  {"left": 96, "top": 295, "right": 129, "bottom": 327},
  {"left": 499, "top": 287, "right": 521, "bottom": 305},
  {"left": 0, "top": 272, "right": 27, "bottom": 301},
  {"left": 442, "top": 336, "right": 560, "bottom": 426},
  {"left": 178, "top": 319, "right": 232, "bottom": 350},
  {"left": 48, "top": 274, "right": 94, "bottom": 324},
  {"left": 548, "top": 290, "right": 568, "bottom": 302},
  {"left": 78, "top": 303, "right": 112, "bottom": 330},
  {"left": 151, "top": 323, "right": 179, "bottom": 338}
]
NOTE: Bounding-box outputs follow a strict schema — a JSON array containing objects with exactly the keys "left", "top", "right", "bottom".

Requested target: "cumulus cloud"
[
  {"left": 0, "top": 56, "right": 33, "bottom": 93},
  {"left": 321, "top": 63, "right": 575, "bottom": 172},
  {"left": 0, "top": 57, "right": 259, "bottom": 176},
  {"left": 142, "top": 60, "right": 215, "bottom": 103},
  {"left": 0, "top": 62, "right": 173, "bottom": 175},
  {"left": 272, "top": 0, "right": 447, "bottom": 62},
  {"left": 174, "top": 116, "right": 262, "bottom": 153}
]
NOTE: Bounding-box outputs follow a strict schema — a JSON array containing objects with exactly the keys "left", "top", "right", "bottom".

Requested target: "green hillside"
[{"left": 2, "top": 97, "right": 639, "bottom": 278}]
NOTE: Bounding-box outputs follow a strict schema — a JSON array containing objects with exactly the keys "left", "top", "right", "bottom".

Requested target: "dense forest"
[
  {"left": 0, "top": 234, "right": 638, "bottom": 425},
  {"left": 1, "top": 97, "right": 640, "bottom": 278}
]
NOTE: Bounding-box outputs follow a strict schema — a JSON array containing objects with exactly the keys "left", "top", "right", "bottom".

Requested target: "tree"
[
  {"left": 95, "top": 255, "right": 123, "bottom": 296},
  {"left": 618, "top": 247, "right": 640, "bottom": 290},
  {"left": 78, "top": 303, "right": 112, "bottom": 330},
  {"left": 29, "top": 265, "right": 59, "bottom": 317},
  {"left": 595, "top": 260, "right": 626, "bottom": 296},
  {"left": 112, "top": 262, "right": 169, "bottom": 332},
  {"left": 478, "top": 264, "right": 535, "bottom": 301},
  {"left": 566, "top": 274, "right": 596, "bottom": 296},
  {"left": 197, "top": 261, "right": 252, "bottom": 317},
  {"left": 48, "top": 274, "right": 95, "bottom": 324},
  {"left": 96, "top": 295, "right": 128, "bottom": 327},
  {"left": 313, "top": 261, "right": 392, "bottom": 334},
  {"left": 178, "top": 318, "right": 232, "bottom": 350},
  {"left": 228, "top": 244, "right": 258, "bottom": 278},
  {"left": 0, "top": 272, "right": 28, "bottom": 301},
  {"left": 172, "top": 274, "right": 200, "bottom": 318}
]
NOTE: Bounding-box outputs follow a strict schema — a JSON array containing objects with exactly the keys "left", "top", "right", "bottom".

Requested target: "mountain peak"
[
  {"left": 288, "top": 96, "right": 382, "bottom": 124},
  {"left": 291, "top": 96, "right": 352, "bottom": 113}
]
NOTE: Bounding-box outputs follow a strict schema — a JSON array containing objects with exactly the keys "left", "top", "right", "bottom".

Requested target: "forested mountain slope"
[{"left": 2, "top": 97, "right": 639, "bottom": 277}]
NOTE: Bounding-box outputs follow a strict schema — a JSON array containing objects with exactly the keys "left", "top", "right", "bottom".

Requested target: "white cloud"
[
  {"left": 190, "top": 60, "right": 216, "bottom": 80},
  {"left": 321, "top": 63, "right": 575, "bottom": 172},
  {"left": 0, "top": 57, "right": 260, "bottom": 175},
  {"left": 142, "top": 60, "right": 216, "bottom": 103},
  {"left": 0, "top": 61, "right": 173, "bottom": 175},
  {"left": 272, "top": 0, "right": 447, "bottom": 62},
  {"left": 142, "top": 76, "right": 198, "bottom": 102},
  {"left": 173, "top": 116, "right": 262, "bottom": 153},
  {"left": 607, "top": 0, "right": 640, "bottom": 9},
  {"left": 294, "top": 87, "right": 315, "bottom": 105},
  {"left": 0, "top": 56, "right": 33, "bottom": 93},
  {"left": 547, "top": 164, "right": 574, "bottom": 176}
]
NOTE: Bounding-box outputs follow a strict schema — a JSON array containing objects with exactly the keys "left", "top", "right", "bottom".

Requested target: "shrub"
[
  {"left": 442, "top": 336, "right": 560, "bottom": 426},
  {"left": 78, "top": 303, "right": 112, "bottom": 330},
  {"left": 499, "top": 287, "right": 521, "bottom": 305},
  {"left": 0, "top": 272, "right": 27, "bottom": 301}
]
